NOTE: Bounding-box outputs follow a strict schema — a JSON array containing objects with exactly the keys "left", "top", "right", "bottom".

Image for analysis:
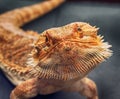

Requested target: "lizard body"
[{"left": 0, "top": 0, "right": 112, "bottom": 99}]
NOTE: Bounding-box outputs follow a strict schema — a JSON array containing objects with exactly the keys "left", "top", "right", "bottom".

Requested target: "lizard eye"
[
  {"left": 45, "top": 36, "right": 49, "bottom": 42},
  {"left": 45, "top": 36, "right": 51, "bottom": 47},
  {"left": 77, "top": 27, "right": 81, "bottom": 31}
]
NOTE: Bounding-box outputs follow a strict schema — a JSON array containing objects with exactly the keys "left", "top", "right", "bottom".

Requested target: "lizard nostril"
[{"left": 35, "top": 46, "right": 41, "bottom": 54}]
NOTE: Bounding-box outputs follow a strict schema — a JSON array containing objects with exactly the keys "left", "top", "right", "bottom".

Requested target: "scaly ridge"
[{"left": 0, "top": 0, "right": 65, "bottom": 27}]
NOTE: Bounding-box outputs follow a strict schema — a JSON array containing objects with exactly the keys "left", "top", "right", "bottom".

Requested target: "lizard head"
[{"left": 29, "top": 22, "right": 112, "bottom": 80}]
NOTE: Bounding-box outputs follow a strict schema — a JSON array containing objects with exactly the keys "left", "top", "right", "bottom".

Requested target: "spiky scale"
[{"left": 0, "top": 1, "right": 112, "bottom": 99}]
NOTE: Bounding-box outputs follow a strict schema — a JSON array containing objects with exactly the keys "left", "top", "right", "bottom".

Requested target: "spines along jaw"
[{"left": 27, "top": 22, "right": 112, "bottom": 80}]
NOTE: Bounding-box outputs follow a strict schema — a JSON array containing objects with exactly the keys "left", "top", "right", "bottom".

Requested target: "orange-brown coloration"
[
  {"left": 0, "top": 0, "right": 65, "bottom": 26},
  {"left": 0, "top": 0, "right": 65, "bottom": 82},
  {"left": 29, "top": 22, "right": 112, "bottom": 81},
  {"left": 0, "top": 0, "right": 112, "bottom": 99}
]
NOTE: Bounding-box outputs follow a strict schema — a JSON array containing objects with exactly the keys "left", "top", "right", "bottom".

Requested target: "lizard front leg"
[
  {"left": 64, "top": 77, "right": 98, "bottom": 99},
  {"left": 10, "top": 78, "right": 39, "bottom": 99}
]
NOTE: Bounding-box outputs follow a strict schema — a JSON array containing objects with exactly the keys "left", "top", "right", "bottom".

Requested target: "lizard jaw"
[
  {"left": 26, "top": 22, "right": 112, "bottom": 80},
  {"left": 27, "top": 37, "right": 112, "bottom": 80}
]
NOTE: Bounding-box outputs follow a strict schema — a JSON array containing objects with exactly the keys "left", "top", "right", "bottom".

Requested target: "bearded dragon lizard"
[{"left": 0, "top": 0, "right": 112, "bottom": 99}]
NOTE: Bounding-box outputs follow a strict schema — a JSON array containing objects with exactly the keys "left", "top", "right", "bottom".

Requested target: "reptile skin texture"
[{"left": 0, "top": 0, "right": 118, "bottom": 99}]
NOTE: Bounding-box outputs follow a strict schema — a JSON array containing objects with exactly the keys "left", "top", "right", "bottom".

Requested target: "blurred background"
[
  {"left": 0, "top": 0, "right": 120, "bottom": 99},
  {"left": 70, "top": 0, "right": 120, "bottom": 3}
]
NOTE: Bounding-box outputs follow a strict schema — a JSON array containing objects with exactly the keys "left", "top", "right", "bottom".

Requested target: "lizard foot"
[
  {"left": 64, "top": 77, "right": 99, "bottom": 99},
  {"left": 10, "top": 78, "right": 39, "bottom": 99}
]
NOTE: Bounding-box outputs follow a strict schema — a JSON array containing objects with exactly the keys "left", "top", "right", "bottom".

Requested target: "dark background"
[
  {"left": 69, "top": 0, "right": 120, "bottom": 3},
  {"left": 0, "top": 0, "right": 120, "bottom": 99}
]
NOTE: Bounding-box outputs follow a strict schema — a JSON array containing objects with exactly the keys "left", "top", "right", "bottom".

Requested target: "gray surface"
[{"left": 0, "top": 0, "right": 120, "bottom": 99}]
